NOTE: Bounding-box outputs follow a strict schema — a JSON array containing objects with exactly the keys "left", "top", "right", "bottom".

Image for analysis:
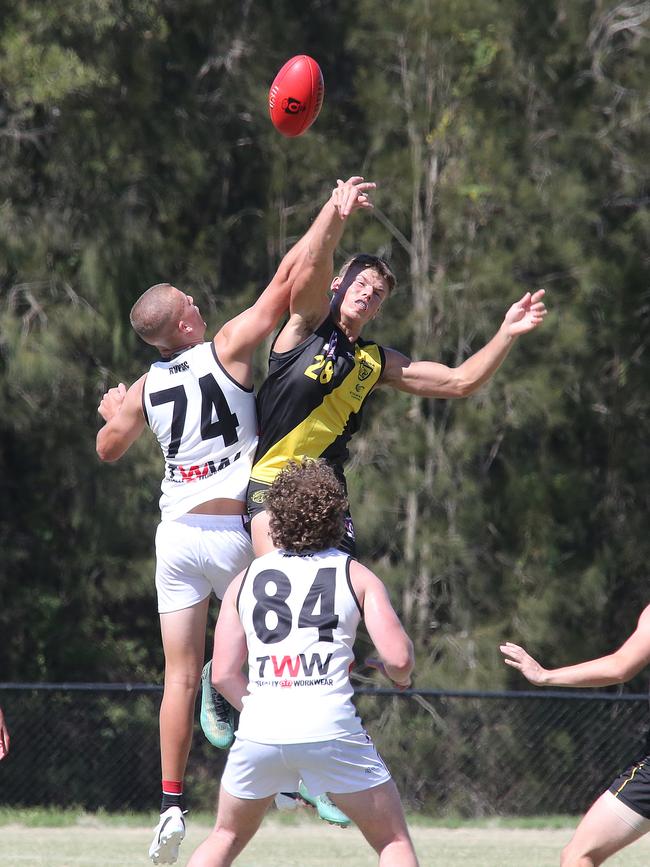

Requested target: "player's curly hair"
[{"left": 266, "top": 459, "right": 347, "bottom": 554}]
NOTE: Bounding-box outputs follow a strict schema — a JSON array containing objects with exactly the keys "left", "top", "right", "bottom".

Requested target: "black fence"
[{"left": 0, "top": 683, "right": 647, "bottom": 817}]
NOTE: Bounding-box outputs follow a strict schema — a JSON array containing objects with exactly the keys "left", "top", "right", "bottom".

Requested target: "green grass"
[
  {"left": 1, "top": 810, "right": 650, "bottom": 866},
  {"left": 0, "top": 807, "right": 579, "bottom": 829}
]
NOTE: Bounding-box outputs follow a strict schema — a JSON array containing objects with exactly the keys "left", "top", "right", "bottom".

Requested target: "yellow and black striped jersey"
[{"left": 250, "top": 314, "right": 385, "bottom": 485}]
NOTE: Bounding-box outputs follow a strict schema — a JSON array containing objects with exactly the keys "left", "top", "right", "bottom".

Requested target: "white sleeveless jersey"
[
  {"left": 143, "top": 342, "right": 257, "bottom": 520},
  {"left": 235, "top": 548, "right": 364, "bottom": 744}
]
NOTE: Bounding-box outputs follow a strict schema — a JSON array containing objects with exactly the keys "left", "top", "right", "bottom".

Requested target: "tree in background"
[{"left": 1, "top": 0, "right": 649, "bottom": 810}]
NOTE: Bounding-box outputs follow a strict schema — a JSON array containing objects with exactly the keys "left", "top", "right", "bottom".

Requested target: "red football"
[{"left": 268, "top": 55, "right": 324, "bottom": 137}]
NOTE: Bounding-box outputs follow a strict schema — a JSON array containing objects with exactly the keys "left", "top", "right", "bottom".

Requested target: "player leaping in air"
[
  {"left": 96, "top": 175, "right": 375, "bottom": 865},
  {"left": 245, "top": 179, "right": 548, "bottom": 558}
]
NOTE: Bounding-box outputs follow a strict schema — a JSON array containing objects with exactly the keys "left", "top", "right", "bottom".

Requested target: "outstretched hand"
[
  {"left": 503, "top": 289, "right": 547, "bottom": 337},
  {"left": 331, "top": 176, "right": 376, "bottom": 219},
  {"left": 500, "top": 642, "right": 548, "bottom": 686},
  {"left": 98, "top": 382, "right": 127, "bottom": 422}
]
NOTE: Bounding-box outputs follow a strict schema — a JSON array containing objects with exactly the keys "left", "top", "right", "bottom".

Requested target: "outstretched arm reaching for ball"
[
  {"left": 381, "top": 290, "right": 547, "bottom": 398},
  {"left": 272, "top": 176, "right": 376, "bottom": 352},
  {"left": 501, "top": 604, "right": 650, "bottom": 688},
  {"left": 215, "top": 175, "right": 376, "bottom": 377}
]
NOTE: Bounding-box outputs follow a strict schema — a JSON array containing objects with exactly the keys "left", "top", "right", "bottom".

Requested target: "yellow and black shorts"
[{"left": 609, "top": 753, "right": 650, "bottom": 820}]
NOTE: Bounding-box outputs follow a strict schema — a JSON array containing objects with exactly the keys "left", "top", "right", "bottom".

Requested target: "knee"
[
  {"left": 376, "top": 837, "right": 418, "bottom": 867},
  {"left": 163, "top": 663, "right": 202, "bottom": 691},
  {"left": 561, "top": 842, "right": 596, "bottom": 867},
  {"left": 211, "top": 824, "right": 246, "bottom": 859}
]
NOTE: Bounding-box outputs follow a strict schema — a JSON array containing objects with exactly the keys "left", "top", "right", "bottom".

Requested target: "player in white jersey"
[
  {"left": 186, "top": 460, "right": 419, "bottom": 867},
  {"left": 95, "top": 176, "right": 376, "bottom": 865}
]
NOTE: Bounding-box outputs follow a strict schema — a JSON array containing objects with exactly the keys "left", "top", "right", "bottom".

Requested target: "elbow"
[
  {"left": 452, "top": 378, "right": 479, "bottom": 399},
  {"left": 212, "top": 665, "right": 236, "bottom": 697},
  {"left": 96, "top": 436, "right": 120, "bottom": 463},
  {"left": 212, "top": 671, "right": 227, "bottom": 693},
  {"left": 610, "top": 660, "right": 636, "bottom": 684},
  {"left": 387, "top": 641, "right": 415, "bottom": 680},
  {"left": 96, "top": 442, "right": 110, "bottom": 462}
]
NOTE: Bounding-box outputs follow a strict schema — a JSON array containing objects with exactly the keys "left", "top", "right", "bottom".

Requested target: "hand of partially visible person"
[
  {"left": 500, "top": 642, "right": 549, "bottom": 686},
  {"left": 365, "top": 657, "right": 411, "bottom": 691},
  {"left": 502, "top": 289, "right": 547, "bottom": 337},
  {"left": 98, "top": 382, "right": 127, "bottom": 422},
  {"left": 0, "top": 707, "right": 10, "bottom": 760},
  {"left": 331, "top": 176, "right": 376, "bottom": 220}
]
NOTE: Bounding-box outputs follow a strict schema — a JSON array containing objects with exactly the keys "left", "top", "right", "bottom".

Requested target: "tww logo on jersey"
[
  {"left": 166, "top": 452, "right": 242, "bottom": 483},
  {"left": 254, "top": 652, "right": 334, "bottom": 688}
]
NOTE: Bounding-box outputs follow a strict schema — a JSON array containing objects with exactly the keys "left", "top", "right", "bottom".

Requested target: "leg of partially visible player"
[
  {"left": 186, "top": 787, "right": 274, "bottom": 867},
  {"left": 560, "top": 791, "right": 649, "bottom": 867},
  {"left": 150, "top": 598, "right": 210, "bottom": 865},
  {"left": 331, "top": 780, "right": 419, "bottom": 866}
]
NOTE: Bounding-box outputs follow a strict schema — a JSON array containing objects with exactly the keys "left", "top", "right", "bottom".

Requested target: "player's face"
[
  {"left": 334, "top": 267, "right": 389, "bottom": 327},
  {"left": 178, "top": 291, "right": 207, "bottom": 336}
]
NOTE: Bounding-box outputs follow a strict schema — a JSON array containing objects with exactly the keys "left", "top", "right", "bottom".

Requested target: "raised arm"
[
  {"left": 210, "top": 575, "right": 249, "bottom": 710},
  {"left": 215, "top": 176, "right": 375, "bottom": 369},
  {"left": 381, "top": 290, "right": 547, "bottom": 398},
  {"left": 500, "top": 605, "right": 650, "bottom": 688},
  {"left": 289, "top": 176, "right": 375, "bottom": 322},
  {"left": 350, "top": 560, "right": 414, "bottom": 688},
  {"left": 96, "top": 376, "right": 147, "bottom": 462}
]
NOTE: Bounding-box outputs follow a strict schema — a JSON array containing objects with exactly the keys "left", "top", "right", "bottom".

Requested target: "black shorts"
[
  {"left": 609, "top": 752, "right": 650, "bottom": 819},
  {"left": 246, "top": 478, "right": 357, "bottom": 557}
]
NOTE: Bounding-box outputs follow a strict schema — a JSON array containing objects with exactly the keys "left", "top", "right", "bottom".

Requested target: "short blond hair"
[{"left": 130, "top": 283, "right": 179, "bottom": 341}]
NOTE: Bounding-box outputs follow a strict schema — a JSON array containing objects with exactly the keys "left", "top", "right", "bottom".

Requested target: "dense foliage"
[{"left": 1, "top": 0, "right": 649, "bottom": 806}]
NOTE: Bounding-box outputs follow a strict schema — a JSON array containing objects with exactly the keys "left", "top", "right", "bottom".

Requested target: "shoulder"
[
  {"left": 348, "top": 559, "right": 385, "bottom": 606},
  {"left": 272, "top": 312, "right": 332, "bottom": 355},
  {"left": 126, "top": 374, "right": 147, "bottom": 404},
  {"left": 377, "top": 346, "right": 411, "bottom": 386}
]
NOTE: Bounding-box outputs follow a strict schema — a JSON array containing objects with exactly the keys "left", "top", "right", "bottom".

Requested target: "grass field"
[{"left": 2, "top": 810, "right": 650, "bottom": 866}]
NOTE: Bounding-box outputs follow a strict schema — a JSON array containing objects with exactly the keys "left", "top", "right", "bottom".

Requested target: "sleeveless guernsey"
[
  {"left": 143, "top": 341, "right": 257, "bottom": 520},
  {"left": 235, "top": 548, "right": 364, "bottom": 744},
  {"left": 250, "top": 315, "right": 385, "bottom": 485}
]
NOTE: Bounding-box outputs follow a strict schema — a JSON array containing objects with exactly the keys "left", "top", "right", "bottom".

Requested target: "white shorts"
[
  {"left": 221, "top": 731, "right": 391, "bottom": 799},
  {"left": 155, "top": 514, "right": 253, "bottom": 613}
]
